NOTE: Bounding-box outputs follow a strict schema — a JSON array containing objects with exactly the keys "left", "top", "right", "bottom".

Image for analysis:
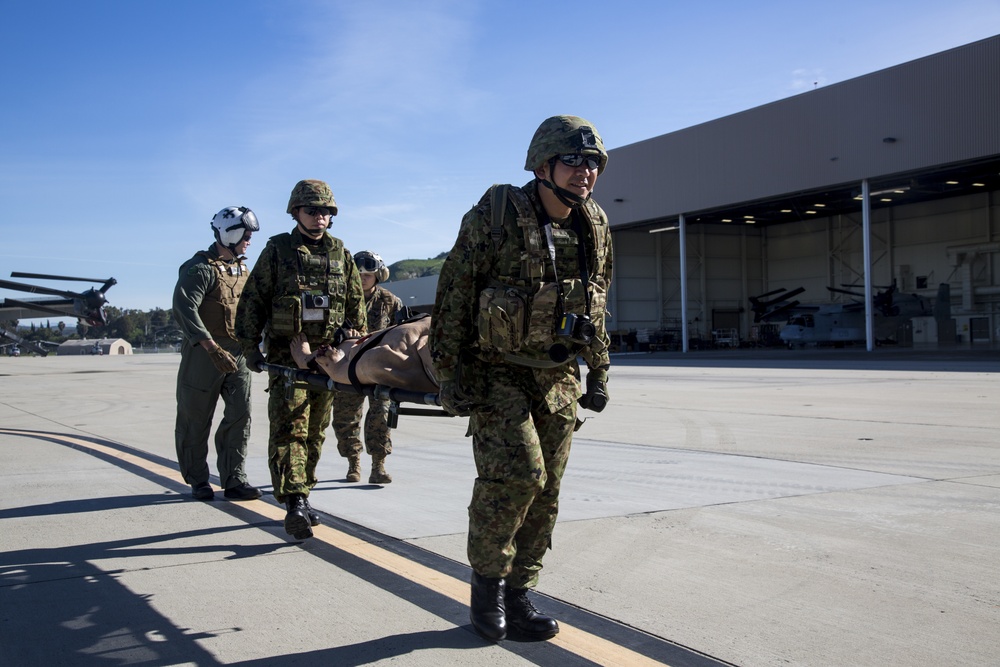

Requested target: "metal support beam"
[
  {"left": 862, "top": 179, "right": 874, "bottom": 351},
  {"left": 679, "top": 214, "right": 689, "bottom": 352}
]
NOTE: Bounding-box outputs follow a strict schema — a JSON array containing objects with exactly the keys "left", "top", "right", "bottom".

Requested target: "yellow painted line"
[{"left": 2, "top": 428, "right": 674, "bottom": 666}]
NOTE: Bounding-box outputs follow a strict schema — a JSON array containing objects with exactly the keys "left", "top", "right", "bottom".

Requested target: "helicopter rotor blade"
[
  {"left": 827, "top": 286, "right": 866, "bottom": 297},
  {"left": 11, "top": 272, "right": 115, "bottom": 284},
  {"left": 1, "top": 297, "right": 78, "bottom": 319},
  {"left": 0, "top": 278, "right": 80, "bottom": 300}
]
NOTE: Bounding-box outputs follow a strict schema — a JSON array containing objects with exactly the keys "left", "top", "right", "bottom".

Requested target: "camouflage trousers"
[
  {"left": 331, "top": 390, "right": 392, "bottom": 458},
  {"left": 174, "top": 342, "right": 251, "bottom": 489},
  {"left": 467, "top": 376, "right": 577, "bottom": 590},
  {"left": 266, "top": 366, "right": 335, "bottom": 503}
]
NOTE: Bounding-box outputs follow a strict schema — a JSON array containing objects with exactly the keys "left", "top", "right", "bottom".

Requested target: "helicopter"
[
  {"left": 0, "top": 272, "right": 117, "bottom": 326},
  {"left": 750, "top": 282, "right": 942, "bottom": 347}
]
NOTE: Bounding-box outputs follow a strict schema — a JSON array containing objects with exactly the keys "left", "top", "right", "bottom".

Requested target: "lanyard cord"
[{"left": 539, "top": 209, "right": 591, "bottom": 316}]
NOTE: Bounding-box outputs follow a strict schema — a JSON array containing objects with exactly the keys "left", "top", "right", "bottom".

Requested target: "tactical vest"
[
  {"left": 267, "top": 232, "right": 349, "bottom": 341},
  {"left": 366, "top": 286, "right": 401, "bottom": 332},
  {"left": 195, "top": 251, "right": 248, "bottom": 346},
  {"left": 477, "top": 183, "right": 610, "bottom": 368}
]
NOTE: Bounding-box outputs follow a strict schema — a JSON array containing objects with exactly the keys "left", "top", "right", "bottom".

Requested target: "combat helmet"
[
  {"left": 211, "top": 206, "right": 259, "bottom": 253},
  {"left": 286, "top": 179, "right": 338, "bottom": 215},
  {"left": 524, "top": 115, "right": 607, "bottom": 175},
  {"left": 354, "top": 250, "right": 390, "bottom": 283}
]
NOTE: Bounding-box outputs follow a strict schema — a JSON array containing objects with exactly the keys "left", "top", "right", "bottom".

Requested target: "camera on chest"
[
  {"left": 556, "top": 312, "right": 595, "bottom": 345},
  {"left": 303, "top": 292, "right": 330, "bottom": 309}
]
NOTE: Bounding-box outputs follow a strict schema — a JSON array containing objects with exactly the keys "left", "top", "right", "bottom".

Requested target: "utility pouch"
[
  {"left": 270, "top": 295, "right": 302, "bottom": 337},
  {"left": 477, "top": 286, "right": 527, "bottom": 353},
  {"left": 525, "top": 281, "right": 560, "bottom": 346}
]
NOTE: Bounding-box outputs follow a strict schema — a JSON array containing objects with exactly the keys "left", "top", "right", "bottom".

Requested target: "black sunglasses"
[
  {"left": 558, "top": 154, "right": 603, "bottom": 170},
  {"left": 303, "top": 206, "right": 334, "bottom": 217}
]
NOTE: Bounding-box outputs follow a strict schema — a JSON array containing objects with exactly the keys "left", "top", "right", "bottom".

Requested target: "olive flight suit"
[{"left": 173, "top": 245, "right": 253, "bottom": 490}]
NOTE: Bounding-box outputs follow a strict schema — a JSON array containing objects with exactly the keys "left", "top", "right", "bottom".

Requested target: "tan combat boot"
[
  {"left": 346, "top": 454, "right": 362, "bottom": 482},
  {"left": 369, "top": 454, "right": 392, "bottom": 484}
]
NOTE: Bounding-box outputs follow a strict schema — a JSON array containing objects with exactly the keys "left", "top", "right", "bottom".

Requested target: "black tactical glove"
[
  {"left": 578, "top": 368, "right": 609, "bottom": 412},
  {"left": 208, "top": 346, "right": 239, "bottom": 374},
  {"left": 438, "top": 380, "right": 475, "bottom": 417},
  {"left": 245, "top": 348, "right": 266, "bottom": 373}
]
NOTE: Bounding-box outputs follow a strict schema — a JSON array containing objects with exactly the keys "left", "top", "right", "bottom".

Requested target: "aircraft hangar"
[{"left": 595, "top": 34, "right": 1000, "bottom": 351}]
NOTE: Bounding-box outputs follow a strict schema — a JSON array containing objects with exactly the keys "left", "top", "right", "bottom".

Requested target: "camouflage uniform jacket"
[
  {"left": 430, "top": 179, "right": 613, "bottom": 413},
  {"left": 365, "top": 285, "right": 404, "bottom": 332},
  {"left": 235, "top": 227, "right": 366, "bottom": 357},
  {"left": 173, "top": 245, "right": 247, "bottom": 354}
]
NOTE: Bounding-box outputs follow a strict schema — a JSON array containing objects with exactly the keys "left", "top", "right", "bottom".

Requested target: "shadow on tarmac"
[{"left": 0, "top": 528, "right": 281, "bottom": 665}]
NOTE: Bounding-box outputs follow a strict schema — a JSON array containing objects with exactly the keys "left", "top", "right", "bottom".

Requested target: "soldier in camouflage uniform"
[
  {"left": 235, "top": 180, "right": 366, "bottom": 540},
  {"left": 332, "top": 250, "right": 405, "bottom": 485},
  {"left": 430, "top": 116, "right": 613, "bottom": 642},
  {"left": 174, "top": 206, "right": 262, "bottom": 502}
]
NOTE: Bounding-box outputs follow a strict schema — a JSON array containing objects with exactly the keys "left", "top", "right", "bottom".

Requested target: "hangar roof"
[{"left": 596, "top": 35, "right": 1000, "bottom": 231}]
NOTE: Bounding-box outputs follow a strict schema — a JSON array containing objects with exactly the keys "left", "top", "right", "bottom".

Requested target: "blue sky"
[{"left": 1, "top": 1, "right": 998, "bottom": 321}]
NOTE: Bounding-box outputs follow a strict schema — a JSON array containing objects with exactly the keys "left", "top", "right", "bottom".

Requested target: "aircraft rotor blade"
[
  {"left": 1, "top": 297, "right": 77, "bottom": 319},
  {"left": 11, "top": 272, "right": 114, "bottom": 284},
  {"left": 828, "top": 286, "right": 865, "bottom": 297},
  {"left": 0, "top": 278, "right": 80, "bottom": 300}
]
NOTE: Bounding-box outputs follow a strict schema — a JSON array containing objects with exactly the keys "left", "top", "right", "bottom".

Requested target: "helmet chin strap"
[
  {"left": 296, "top": 219, "right": 323, "bottom": 240},
  {"left": 539, "top": 159, "right": 589, "bottom": 209}
]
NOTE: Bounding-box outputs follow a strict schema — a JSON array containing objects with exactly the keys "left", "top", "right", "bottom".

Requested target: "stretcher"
[{"left": 258, "top": 361, "right": 451, "bottom": 428}]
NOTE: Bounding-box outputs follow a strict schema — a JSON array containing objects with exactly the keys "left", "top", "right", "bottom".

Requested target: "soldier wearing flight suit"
[
  {"left": 235, "top": 179, "right": 366, "bottom": 540},
  {"left": 331, "top": 250, "right": 405, "bottom": 485},
  {"left": 431, "top": 116, "right": 613, "bottom": 642},
  {"left": 173, "top": 206, "right": 262, "bottom": 502}
]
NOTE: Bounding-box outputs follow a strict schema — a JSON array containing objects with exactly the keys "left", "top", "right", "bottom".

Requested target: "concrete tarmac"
[{"left": 1, "top": 346, "right": 999, "bottom": 666}]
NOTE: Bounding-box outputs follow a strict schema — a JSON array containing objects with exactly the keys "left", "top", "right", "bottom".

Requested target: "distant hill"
[{"left": 387, "top": 252, "right": 447, "bottom": 281}]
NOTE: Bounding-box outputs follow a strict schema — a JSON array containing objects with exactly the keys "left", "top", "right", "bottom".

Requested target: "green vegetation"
[{"left": 387, "top": 252, "right": 447, "bottom": 281}]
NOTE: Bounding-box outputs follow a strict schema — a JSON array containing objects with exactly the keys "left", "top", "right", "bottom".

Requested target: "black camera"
[
  {"left": 555, "top": 313, "right": 595, "bottom": 345},
  {"left": 303, "top": 293, "right": 330, "bottom": 309}
]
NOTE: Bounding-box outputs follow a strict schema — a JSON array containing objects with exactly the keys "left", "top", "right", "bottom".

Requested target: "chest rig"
[
  {"left": 268, "top": 232, "right": 348, "bottom": 341},
  {"left": 196, "top": 251, "right": 248, "bottom": 344},
  {"left": 477, "top": 183, "right": 609, "bottom": 367}
]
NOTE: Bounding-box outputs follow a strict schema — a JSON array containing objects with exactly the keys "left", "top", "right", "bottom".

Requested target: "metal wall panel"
[{"left": 597, "top": 36, "right": 1000, "bottom": 227}]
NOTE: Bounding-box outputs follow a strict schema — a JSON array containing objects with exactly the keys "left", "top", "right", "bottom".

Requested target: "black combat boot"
[
  {"left": 505, "top": 587, "right": 559, "bottom": 640},
  {"left": 284, "top": 495, "right": 313, "bottom": 539},
  {"left": 470, "top": 571, "right": 506, "bottom": 642},
  {"left": 303, "top": 497, "right": 321, "bottom": 527}
]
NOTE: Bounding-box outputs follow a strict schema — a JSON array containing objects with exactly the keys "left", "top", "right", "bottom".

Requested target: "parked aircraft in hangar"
[{"left": 750, "top": 283, "right": 949, "bottom": 347}]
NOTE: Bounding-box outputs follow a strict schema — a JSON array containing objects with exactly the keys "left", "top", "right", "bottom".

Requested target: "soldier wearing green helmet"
[
  {"left": 430, "top": 115, "right": 613, "bottom": 642},
  {"left": 235, "top": 179, "right": 366, "bottom": 540}
]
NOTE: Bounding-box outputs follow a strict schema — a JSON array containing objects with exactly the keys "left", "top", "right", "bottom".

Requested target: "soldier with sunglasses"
[
  {"left": 431, "top": 116, "right": 614, "bottom": 642},
  {"left": 236, "top": 180, "right": 366, "bottom": 540},
  {"left": 173, "top": 206, "right": 262, "bottom": 502}
]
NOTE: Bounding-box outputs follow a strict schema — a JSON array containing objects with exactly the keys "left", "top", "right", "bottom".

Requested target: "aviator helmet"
[
  {"left": 354, "top": 250, "right": 390, "bottom": 283},
  {"left": 211, "top": 206, "right": 259, "bottom": 254}
]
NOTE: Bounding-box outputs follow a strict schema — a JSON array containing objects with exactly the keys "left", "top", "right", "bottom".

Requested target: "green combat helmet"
[
  {"left": 524, "top": 115, "right": 608, "bottom": 175},
  {"left": 286, "top": 179, "right": 338, "bottom": 215}
]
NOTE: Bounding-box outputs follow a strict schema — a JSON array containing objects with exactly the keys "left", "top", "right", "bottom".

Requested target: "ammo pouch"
[
  {"left": 477, "top": 286, "right": 527, "bottom": 353},
  {"left": 524, "top": 282, "right": 560, "bottom": 346},
  {"left": 270, "top": 295, "right": 302, "bottom": 337},
  {"left": 478, "top": 282, "right": 573, "bottom": 368}
]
